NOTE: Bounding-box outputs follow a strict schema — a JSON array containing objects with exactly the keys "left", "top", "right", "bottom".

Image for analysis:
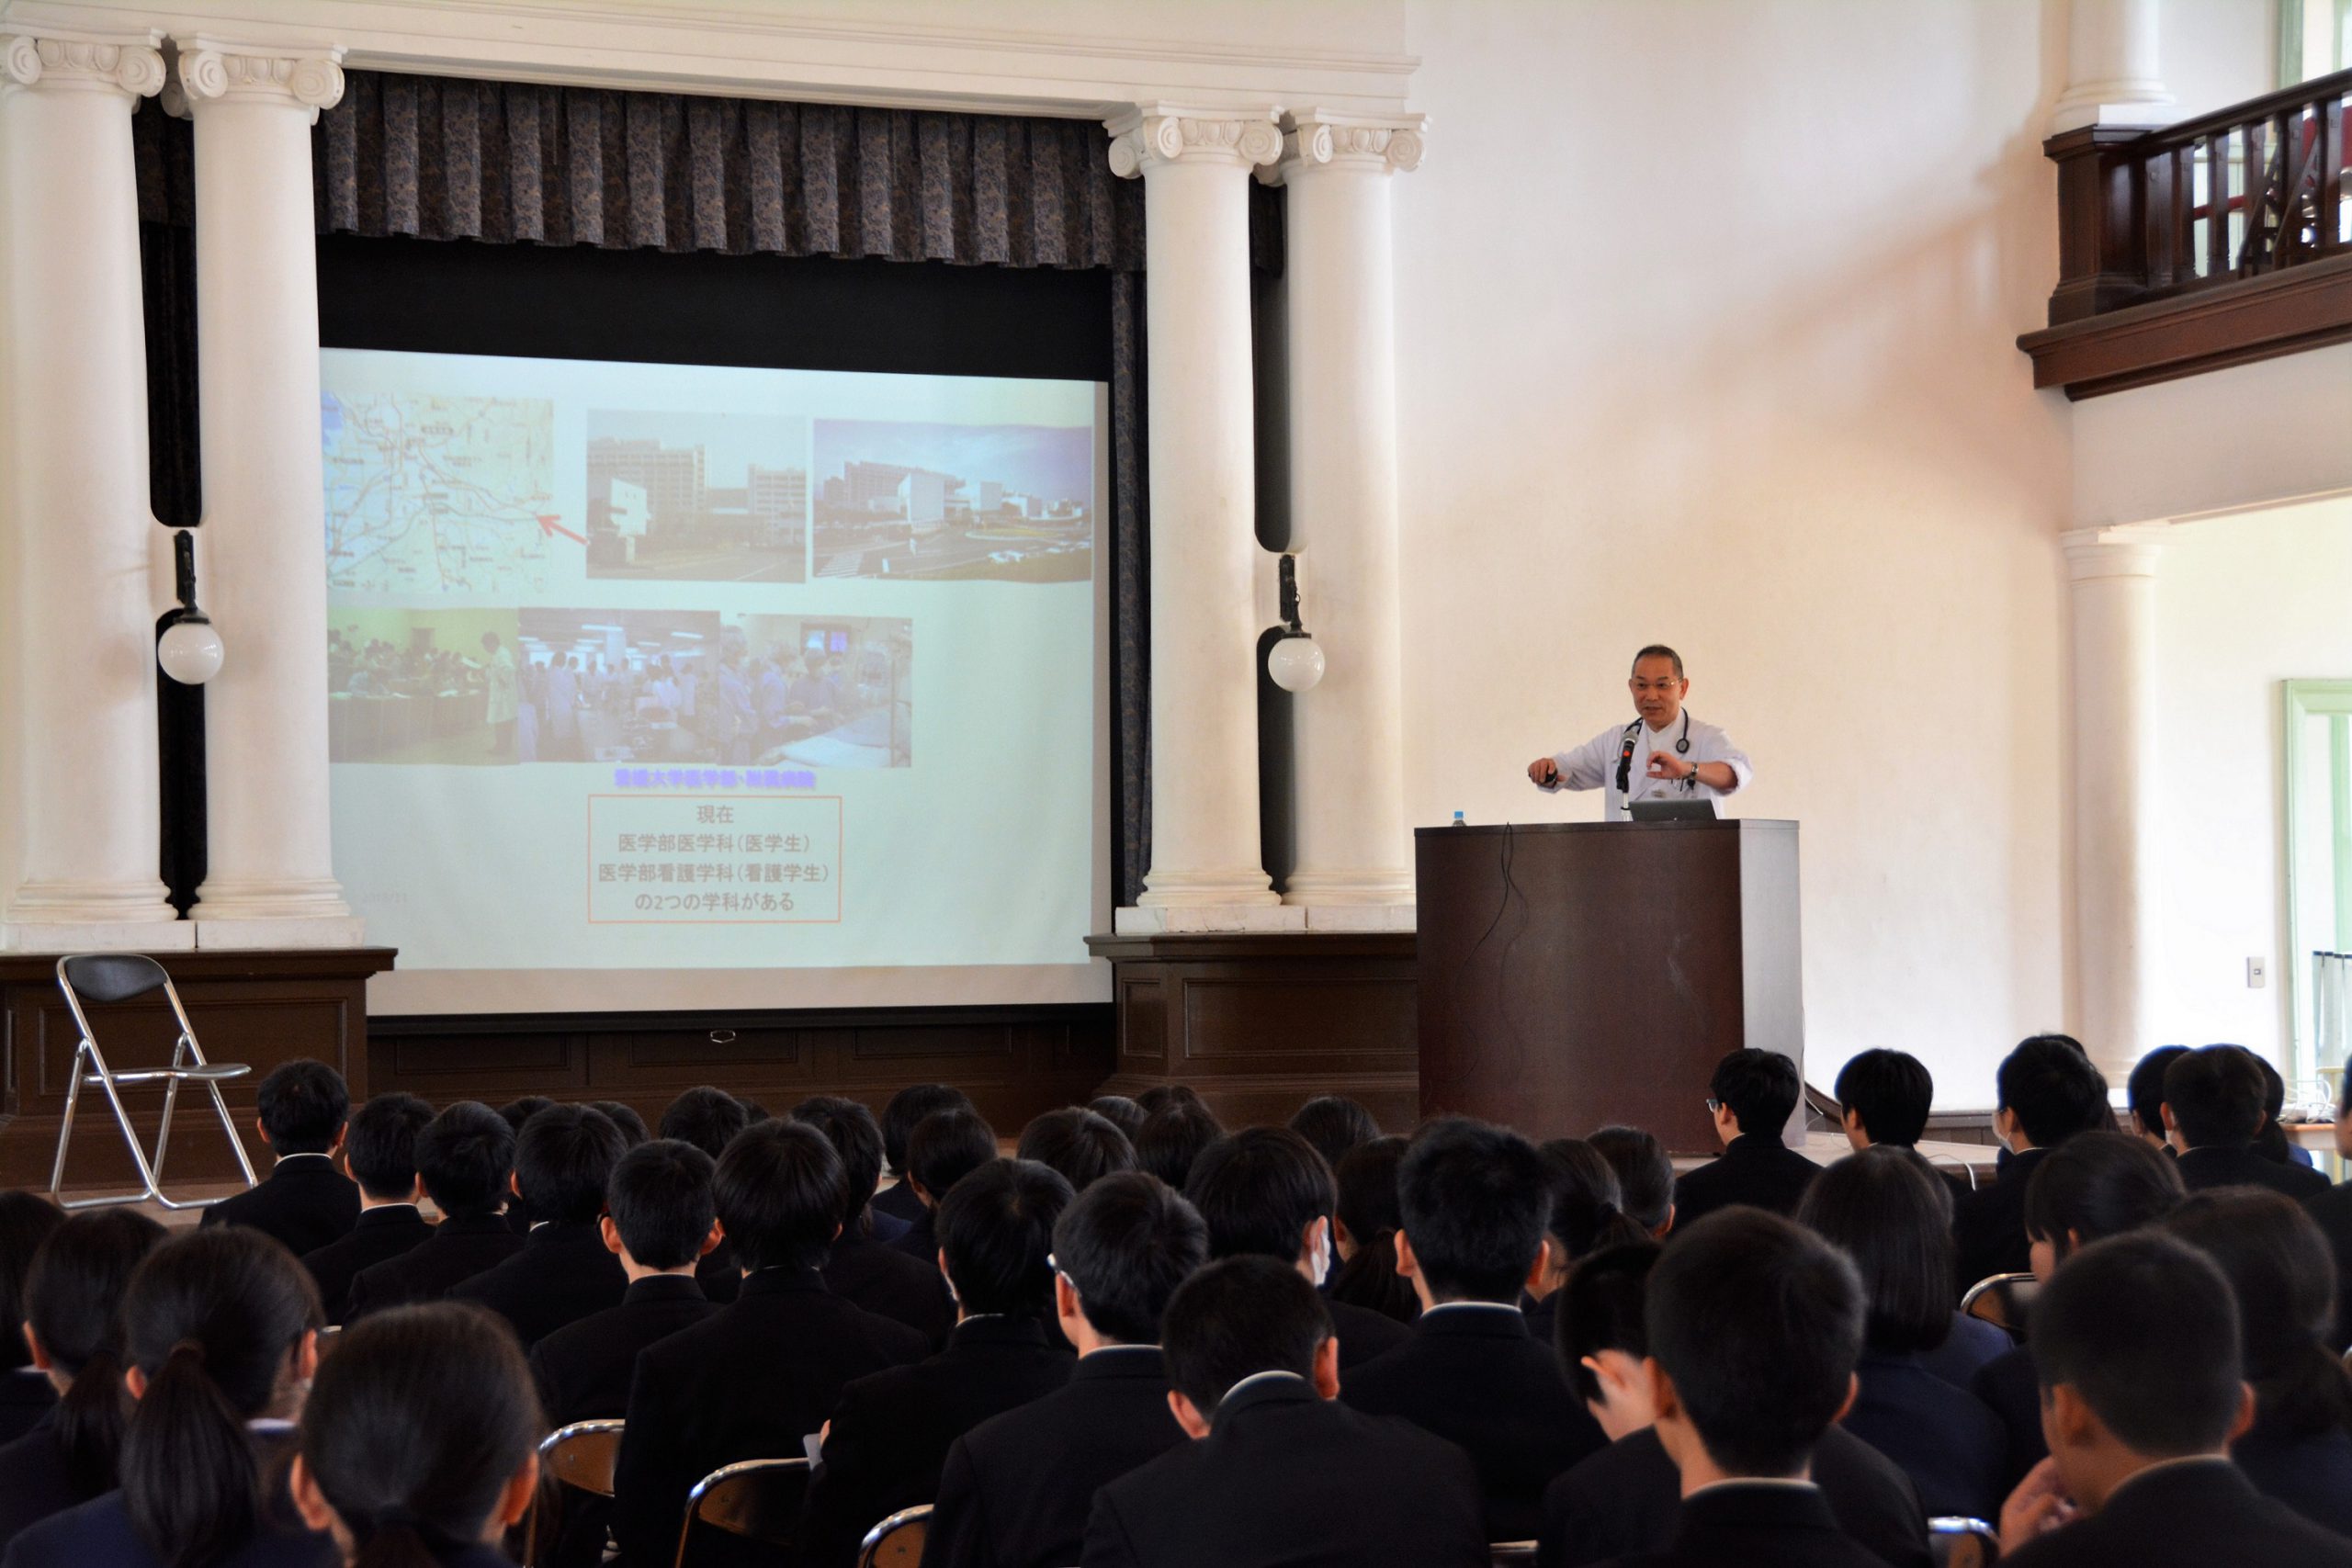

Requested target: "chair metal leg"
[
  {"left": 46, "top": 1043, "right": 90, "bottom": 1202},
  {"left": 87, "top": 1064, "right": 164, "bottom": 1207},
  {"left": 204, "top": 1072, "right": 257, "bottom": 1190},
  {"left": 152, "top": 1037, "right": 187, "bottom": 1189}
]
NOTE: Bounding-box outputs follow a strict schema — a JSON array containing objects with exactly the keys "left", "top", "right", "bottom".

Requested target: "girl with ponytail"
[
  {"left": 1523, "top": 1139, "right": 1647, "bottom": 1346},
  {"left": 0, "top": 1211, "right": 165, "bottom": 1550},
  {"left": 290, "top": 1304, "right": 541, "bottom": 1568},
  {"left": 2, "top": 1226, "right": 329, "bottom": 1568},
  {"left": 1327, "top": 1137, "right": 1420, "bottom": 1325}
]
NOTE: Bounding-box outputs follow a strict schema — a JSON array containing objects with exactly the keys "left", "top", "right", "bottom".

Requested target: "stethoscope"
[{"left": 1614, "top": 711, "right": 1692, "bottom": 795}]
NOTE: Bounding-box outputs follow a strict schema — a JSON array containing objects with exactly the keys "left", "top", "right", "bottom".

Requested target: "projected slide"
[{"left": 322, "top": 348, "right": 1102, "bottom": 1001}]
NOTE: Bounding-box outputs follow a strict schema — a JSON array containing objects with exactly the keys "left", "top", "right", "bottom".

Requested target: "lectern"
[{"left": 1415, "top": 819, "right": 1802, "bottom": 1154}]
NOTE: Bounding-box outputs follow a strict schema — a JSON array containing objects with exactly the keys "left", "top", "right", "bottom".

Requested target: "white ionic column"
[
  {"left": 1265, "top": 110, "right": 1424, "bottom": 922},
  {"left": 176, "top": 41, "right": 359, "bottom": 946},
  {"left": 1107, "top": 105, "right": 1287, "bottom": 928},
  {"left": 0, "top": 31, "right": 189, "bottom": 951},
  {"left": 2064, "top": 526, "right": 2165, "bottom": 1080},
  {"left": 2052, "top": 0, "right": 2172, "bottom": 133}
]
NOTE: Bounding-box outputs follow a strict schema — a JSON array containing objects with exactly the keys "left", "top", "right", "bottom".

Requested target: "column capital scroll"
[
  {"left": 0, "top": 31, "right": 166, "bottom": 99},
  {"left": 1266, "top": 107, "right": 1429, "bottom": 184},
  {"left": 2062, "top": 524, "right": 2167, "bottom": 581},
  {"left": 1105, "top": 103, "right": 1283, "bottom": 178},
  {"left": 172, "top": 39, "right": 345, "bottom": 122}
]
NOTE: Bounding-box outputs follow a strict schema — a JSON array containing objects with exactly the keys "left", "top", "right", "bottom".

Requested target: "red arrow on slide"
[{"left": 537, "top": 513, "right": 586, "bottom": 545}]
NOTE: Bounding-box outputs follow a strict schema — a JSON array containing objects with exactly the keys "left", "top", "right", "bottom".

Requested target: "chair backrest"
[
  {"left": 1929, "top": 1515, "right": 2001, "bottom": 1568},
  {"left": 1959, "top": 1271, "right": 2039, "bottom": 1336},
  {"left": 58, "top": 954, "right": 171, "bottom": 1006},
  {"left": 540, "top": 1420, "right": 626, "bottom": 1497},
  {"left": 675, "top": 1457, "right": 809, "bottom": 1568},
  {"left": 1488, "top": 1544, "right": 1540, "bottom": 1567},
  {"left": 857, "top": 1505, "right": 932, "bottom": 1568}
]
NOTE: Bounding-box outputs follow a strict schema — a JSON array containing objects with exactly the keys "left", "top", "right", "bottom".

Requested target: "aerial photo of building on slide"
[{"left": 811, "top": 418, "right": 1092, "bottom": 582}]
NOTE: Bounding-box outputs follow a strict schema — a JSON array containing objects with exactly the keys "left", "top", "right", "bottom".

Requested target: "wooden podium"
[{"left": 1415, "top": 819, "right": 1802, "bottom": 1155}]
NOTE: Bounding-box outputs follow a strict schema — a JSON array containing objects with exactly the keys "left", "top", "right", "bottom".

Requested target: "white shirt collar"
[
  {"left": 1420, "top": 1300, "right": 1523, "bottom": 1317},
  {"left": 1220, "top": 1369, "right": 1307, "bottom": 1404},
  {"left": 273, "top": 1151, "right": 334, "bottom": 1166},
  {"left": 1687, "top": 1476, "right": 1819, "bottom": 1498}
]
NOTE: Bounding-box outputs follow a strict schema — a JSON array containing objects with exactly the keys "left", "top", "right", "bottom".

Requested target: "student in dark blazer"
[
  {"left": 449, "top": 1104, "right": 628, "bottom": 1348},
  {"left": 791, "top": 1098, "right": 954, "bottom": 1346},
  {"left": 344, "top": 1101, "right": 524, "bottom": 1320},
  {"left": 1584, "top": 1210, "right": 1888, "bottom": 1568},
  {"left": 1670, "top": 1050, "right": 1821, "bottom": 1226},
  {"left": 1952, "top": 1035, "right": 2113, "bottom": 1289},
  {"left": 1995, "top": 1233, "right": 2352, "bottom": 1567},
  {"left": 1081, "top": 1257, "right": 1488, "bottom": 1568},
  {"left": 888, "top": 1108, "right": 1001, "bottom": 1265},
  {"left": 0, "top": 1212, "right": 164, "bottom": 1555},
  {"left": 0, "top": 1197, "right": 62, "bottom": 1449},
  {"left": 873, "top": 1085, "right": 972, "bottom": 1231},
  {"left": 291, "top": 1304, "right": 542, "bottom": 1568},
  {"left": 199, "top": 1058, "right": 360, "bottom": 1260},
  {"left": 300, "top": 1093, "right": 434, "bottom": 1325},
  {"left": 800, "top": 1159, "right": 1078, "bottom": 1566},
  {"left": 927, "top": 1172, "right": 1207, "bottom": 1568},
  {"left": 610, "top": 1120, "right": 928, "bottom": 1568},
  {"left": 1182, "top": 1127, "right": 1410, "bottom": 1371},
  {"left": 2164, "top": 1045, "right": 2331, "bottom": 1201},
  {"left": 1340, "top": 1119, "right": 1606, "bottom": 1541},
  {"left": 656, "top": 1085, "right": 752, "bottom": 1305}
]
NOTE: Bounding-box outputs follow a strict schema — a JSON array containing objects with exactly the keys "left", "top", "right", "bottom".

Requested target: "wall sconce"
[
  {"left": 156, "top": 529, "right": 223, "bottom": 685},
  {"left": 1266, "top": 552, "right": 1325, "bottom": 693}
]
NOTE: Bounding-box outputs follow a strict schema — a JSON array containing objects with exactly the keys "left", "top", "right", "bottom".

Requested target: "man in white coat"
[{"left": 1526, "top": 645, "right": 1753, "bottom": 818}]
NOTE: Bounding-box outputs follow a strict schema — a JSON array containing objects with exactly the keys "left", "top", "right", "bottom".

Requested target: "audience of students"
[
  {"left": 0, "top": 1198, "right": 62, "bottom": 1446},
  {"left": 1286, "top": 1096, "right": 1381, "bottom": 1174},
  {"left": 1834, "top": 1048, "right": 1935, "bottom": 1152},
  {"left": 2164, "top": 1044, "right": 2330, "bottom": 1200},
  {"left": 1951, "top": 1033, "right": 2111, "bottom": 1286},
  {"left": 1326, "top": 1135, "right": 1420, "bottom": 1326},
  {"left": 788, "top": 1097, "right": 951, "bottom": 1346},
  {"left": 658, "top": 1086, "right": 754, "bottom": 1303},
  {"left": 1132, "top": 1100, "right": 1222, "bottom": 1191},
  {"left": 1013, "top": 1108, "right": 1136, "bottom": 1194},
  {"left": 1671, "top": 1048, "right": 1821, "bottom": 1225},
  {"left": 200, "top": 1059, "right": 359, "bottom": 1259},
  {"left": 1586, "top": 1127, "right": 1677, "bottom": 1238},
  {"left": 873, "top": 1085, "right": 972, "bottom": 1229},
  {"left": 300, "top": 1092, "right": 433, "bottom": 1325},
  {"left": 345, "top": 1101, "right": 524, "bottom": 1319}
]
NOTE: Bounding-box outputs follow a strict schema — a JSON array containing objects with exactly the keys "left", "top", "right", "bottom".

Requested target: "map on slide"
[{"left": 323, "top": 391, "right": 559, "bottom": 594}]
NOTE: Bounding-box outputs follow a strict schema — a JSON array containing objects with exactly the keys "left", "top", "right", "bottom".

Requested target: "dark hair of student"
[
  {"left": 1996, "top": 1034, "right": 2112, "bottom": 1147},
  {"left": 1538, "top": 1138, "right": 1647, "bottom": 1265},
  {"left": 2029, "top": 1231, "right": 2244, "bottom": 1455},
  {"left": 2020, "top": 1129, "right": 2185, "bottom": 1263},
  {"left": 1645, "top": 1210, "right": 1865, "bottom": 1476},
  {"left": 713, "top": 1119, "right": 847, "bottom": 1272},
  {"left": 1396, "top": 1118, "right": 1549, "bottom": 1302},
  {"left": 1015, "top": 1108, "right": 1136, "bottom": 1194},
  {"left": 119, "top": 1227, "right": 324, "bottom": 1568},
  {"left": 0, "top": 1190, "right": 63, "bottom": 1373},
  {"left": 1833, "top": 1049, "right": 1934, "bottom": 1147},
  {"left": 906, "top": 1108, "right": 999, "bottom": 1202},
  {"left": 1133, "top": 1101, "right": 1224, "bottom": 1192},
  {"left": 24, "top": 1209, "right": 166, "bottom": 1495},
  {"left": 1286, "top": 1096, "right": 1382, "bottom": 1174},
  {"left": 1051, "top": 1172, "right": 1208, "bottom": 1344},
  {"left": 515, "top": 1104, "right": 627, "bottom": 1225},
  {"left": 591, "top": 1100, "right": 650, "bottom": 1147},
  {"left": 2125, "top": 1045, "right": 2191, "bottom": 1141},
  {"left": 1133, "top": 1083, "right": 1201, "bottom": 1116},
  {"left": 1557, "top": 1243, "right": 1659, "bottom": 1404},
  {"left": 254, "top": 1059, "right": 350, "bottom": 1156},
  {"left": 413, "top": 1100, "right": 518, "bottom": 1219},
  {"left": 936, "top": 1158, "right": 1075, "bottom": 1317},
  {"left": 790, "top": 1096, "right": 889, "bottom": 1230},
  {"left": 2163, "top": 1189, "right": 2352, "bottom": 1440},
  {"left": 605, "top": 1139, "right": 718, "bottom": 1271},
  {"left": 496, "top": 1096, "right": 556, "bottom": 1138},
  {"left": 1087, "top": 1096, "right": 1147, "bottom": 1141},
  {"left": 1160, "top": 1256, "right": 1331, "bottom": 1418},
  {"left": 1184, "top": 1126, "right": 1333, "bottom": 1264},
  {"left": 878, "top": 1084, "right": 972, "bottom": 1177},
  {"left": 2250, "top": 1052, "right": 2297, "bottom": 1165},
  {"left": 1709, "top": 1049, "right": 1802, "bottom": 1140},
  {"left": 1794, "top": 1145, "right": 1956, "bottom": 1354},
  {"left": 299, "top": 1303, "right": 544, "bottom": 1568},
  {"left": 2161, "top": 1044, "right": 2268, "bottom": 1148},
  {"left": 658, "top": 1086, "right": 751, "bottom": 1162},
  {"left": 342, "top": 1094, "right": 434, "bottom": 1204},
  {"left": 1587, "top": 1125, "right": 1675, "bottom": 1233},
  {"left": 1327, "top": 1136, "right": 1419, "bottom": 1325}
]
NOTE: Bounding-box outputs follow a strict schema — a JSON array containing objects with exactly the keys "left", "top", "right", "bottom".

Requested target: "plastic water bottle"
[{"left": 1452, "top": 810, "right": 1466, "bottom": 828}]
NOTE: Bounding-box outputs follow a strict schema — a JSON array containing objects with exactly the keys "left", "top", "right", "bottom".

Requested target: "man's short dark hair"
[
  {"left": 1996, "top": 1034, "right": 2111, "bottom": 1148},
  {"left": 1645, "top": 1209, "right": 1865, "bottom": 1477},
  {"left": 1396, "top": 1118, "right": 1548, "bottom": 1302},
  {"left": 1559, "top": 1243, "right": 1659, "bottom": 1402},
  {"left": 791, "top": 1096, "right": 888, "bottom": 1226},
  {"left": 605, "top": 1139, "right": 716, "bottom": 1270},
  {"left": 2030, "top": 1231, "right": 2244, "bottom": 1455},
  {"left": 1631, "top": 644, "right": 1684, "bottom": 679},
  {"left": 1588, "top": 1126, "right": 1675, "bottom": 1233},
  {"left": 1015, "top": 1108, "right": 1136, "bottom": 1194},
  {"left": 344, "top": 1093, "right": 433, "bottom": 1203},
  {"left": 907, "top": 1108, "right": 999, "bottom": 1201},
  {"left": 1185, "top": 1127, "right": 1332, "bottom": 1264},
  {"left": 658, "top": 1087, "right": 750, "bottom": 1162},
  {"left": 2165, "top": 1045, "right": 2267, "bottom": 1149},
  {"left": 935, "top": 1158, "right": 1074, "bottom": 1317},
  {"left": 517, "top": 1105, "right": 628, "bottom": 1225},
  {"left": 1160, "top": 1256, "right": 1331, "bottom": 1418},
  {"left": 591, "top": 1101, "right": 650, "bottom": 1147},
  {"left": 414, "top": 1101, "right": 516, "bottom": 1219},
  {"left": 499, "top": 1096, "right": 556, "bottom": 1137},
  {"left": 1794, "top": 1146, "right": 1955, "bottom": 1354},
  {"left": 713, "top": 1120, "right": 846, "bottom": 1273},
  {"left": 1134, "top": 1084, "right": 1201, "bottom": 1116},
  {"left": 1088, "top": 1096, "right": 1147, "bottom": 1141},
  {"left": 1710, "top": 1050, "right": 1801, "bottom": 1141},
  {"left": 2126, "top": 1046, "right": 2191, "bottom": 1140},
  {"left": 2021, "top": 1130, "right": 2184, "bottom": 1260},
  {"left": 1287, "top": 1097, "right": 1381, "bottom": 1173},
  {"left": 1135, "top": 1101, "right": 1223, "bottom": 1191},
  {"left": 1052, "top": 1172, "right": 1208, "bottom": 1345},
  {"left": 255, "top": 1059, "right": 350, "bottom": 1156},
  {"left": 880, "top": 1084, "right": 973, "bottom": 1176},
  {"left": 1833, "top": 1050, "right": 1933, "bottom": 1147}
]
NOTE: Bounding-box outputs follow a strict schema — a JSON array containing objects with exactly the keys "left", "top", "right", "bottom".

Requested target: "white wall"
[{"left": 2152, "top": 497, "right": 2352, "bottom": 1065}]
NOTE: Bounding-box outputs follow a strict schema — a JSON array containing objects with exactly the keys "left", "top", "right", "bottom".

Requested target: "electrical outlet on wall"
[{"left": 2248, "top": 957, "right": 2268, "bottom": 988}]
